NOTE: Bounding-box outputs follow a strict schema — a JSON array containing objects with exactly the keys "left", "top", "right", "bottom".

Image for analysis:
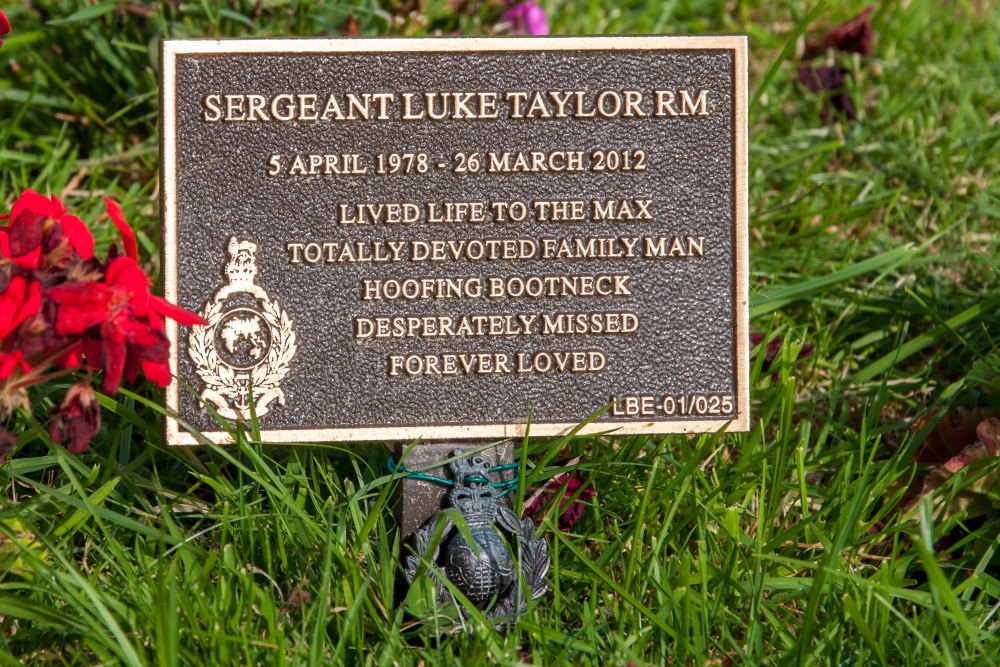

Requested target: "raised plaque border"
[{"left": 161, "top": 36, "right": 749, "bottom": 445}]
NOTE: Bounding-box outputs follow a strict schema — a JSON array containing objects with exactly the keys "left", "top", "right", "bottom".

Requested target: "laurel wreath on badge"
[{"left": 186, "top": 238, "right": 297, "bottom": 421}]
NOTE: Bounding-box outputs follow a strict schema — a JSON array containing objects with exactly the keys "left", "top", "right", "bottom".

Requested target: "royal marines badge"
[{"left": 187, "top": 238, "right": 296, "bottom": 421}]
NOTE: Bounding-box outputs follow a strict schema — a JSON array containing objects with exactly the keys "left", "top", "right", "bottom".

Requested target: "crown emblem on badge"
[
  {"left": 223, "top": 238, "right": 259, "bottom": 291},
  {"left": 187, "top": 238, "right": 297, "bottom": 421}
]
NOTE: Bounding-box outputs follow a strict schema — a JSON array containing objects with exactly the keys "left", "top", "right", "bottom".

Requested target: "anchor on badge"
[
  {"left": 187, "top": 238, "right": 297, "bottom": 421},
  {"left": 403, "top": 450, "right": 550, "bottom": 626}
]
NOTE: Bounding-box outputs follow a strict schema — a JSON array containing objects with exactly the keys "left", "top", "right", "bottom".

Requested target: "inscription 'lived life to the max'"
[{"left": 161, "top": 36, "right": 749, "bottom": 445}]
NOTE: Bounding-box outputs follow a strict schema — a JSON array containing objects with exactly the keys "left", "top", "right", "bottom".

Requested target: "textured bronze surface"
[{"left": 161, "top": 37, "right": 749, "bottom": 445}]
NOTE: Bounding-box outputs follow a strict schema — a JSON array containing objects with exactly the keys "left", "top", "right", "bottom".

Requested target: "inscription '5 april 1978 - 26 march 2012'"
[{"left": 160, "top": 36, "right": 749, "bottom": 445}]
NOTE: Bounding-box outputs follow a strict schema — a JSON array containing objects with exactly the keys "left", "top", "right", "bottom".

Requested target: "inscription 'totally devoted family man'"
[{"left": 161, "top": 36, "right": 749, "bottom": 445}]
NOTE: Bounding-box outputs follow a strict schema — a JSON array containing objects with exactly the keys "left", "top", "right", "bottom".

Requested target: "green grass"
[{"left": 2, "top": 0, "right": 1000, "bottom": 664}]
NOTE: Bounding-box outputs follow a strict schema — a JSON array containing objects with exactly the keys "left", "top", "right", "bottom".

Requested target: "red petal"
[
  {"left": 10, "top": 247, "right": 41, "bottom": 270},
  {"left": 83, "top": 339, "right": 103, "bottom": 370},
  {"left": 48, "top": 281, "right": 107, "bottom": 307},
  {"left": 9, "top": 190, "right": 54, "bottom": 223},
  {"left": 151, "top": 296, "right": 208, "bottom": 326},
  {"left": 117, "top": 315, "right": 162, "bottom": 348},
  {"left": 51, "top": 194, "right": 67, "bottom": 219},
  {"left": 147, "top": 306, "right": 165, "bottom": 331},
  {"left": 125, "top": 351, "right": 142, "bottom": 384},
  {"left": 100, "top": 338, "right": 128, "bottom": 394},
  {"left": 134, "top": 331, "right": 168, "bottom": 362},
  {"left": 0, "top": 11, "right": 10, "bottom": 36},
  {"left": 0, "top": 222, "right": 41, "bottom": 268},
  {"left": 0, "top": 351, "right": 30, "bottom": 381},
  {"left": 19, "top": 279, "right": 42, "bottom": 330},
  {"left": 48, "top": 282, "right": 109, "bottom": 335},
  {"left": 103, "top": 197, "right": 138, "bottom": 261},
  {"left": 142, "top": 358, "right": 172, "bottom": 387},
  {"left": 59, "top": 343, "right": 85, "bottom": 369},
  {"left": 106, "top": 256, "right": 149, "bottom": 289},
  {"left": 0, "top": 276, "right": 42, "bottom": 340},
  {"left": 826, "top": 6, "right": 874, "bottom": 57},
  {"left": 59, "top": 214, "right": 95, "bottom": 260},
  {"left": 51, "top": 383, "right": 102, "bottom": 455},
  {"left": 798, "top": 65, "right": 856, "bottom": 123},
  {"left": 106, "top": 256, "right": 150, "bottom": 314},
  {"left": 56, "top": 307, "right": 107, "bottom": 336},
  {"left": 8, "top": 211, "right": 45, "bottom": 260}
]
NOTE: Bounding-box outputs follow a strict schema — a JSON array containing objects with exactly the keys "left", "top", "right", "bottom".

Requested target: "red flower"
[
  {"left": 46, "top": 201, "right": 204, "bottom": 393},
  {"left": 0, "top": 191, "right": 204, "bottom": 458},
  {"left": 48, "top": 382, "right": 101, "bottom": 454},
  {"left": 798, "top": 7, "right": 875, "bottom": 126},
  {"left": 0, "top": 10, "right": 10, "bottom": 49},
  {"left": 0, "top": 275, "right": 42, "bottom": 340},
  {"left": 0, "top": 189, "right": 95, "bottom": 268},
  {"left": 48, "top": 256, "right": 203, "bottom": 393},
  {"left": 0, "top": 210, "right": 43, "bottom": 270}
]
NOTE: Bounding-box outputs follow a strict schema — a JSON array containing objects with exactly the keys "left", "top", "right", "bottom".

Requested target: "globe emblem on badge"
[{"left": 214, "top": 308, "right": 273, "bottom": 371}]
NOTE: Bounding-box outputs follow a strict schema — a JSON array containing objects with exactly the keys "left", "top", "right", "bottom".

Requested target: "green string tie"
[{"left": 387, "top": 456, "right": 521, "bottom": 498}]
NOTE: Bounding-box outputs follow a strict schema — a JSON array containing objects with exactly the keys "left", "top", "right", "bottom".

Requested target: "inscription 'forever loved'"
[{"left": 161, "top": 36, "right": 749, "bottom": 445}]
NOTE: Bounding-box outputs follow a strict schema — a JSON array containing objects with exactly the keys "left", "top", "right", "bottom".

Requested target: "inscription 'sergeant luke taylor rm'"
[{"left": 161, "top": 36, "right": 749, "bottom": 445}]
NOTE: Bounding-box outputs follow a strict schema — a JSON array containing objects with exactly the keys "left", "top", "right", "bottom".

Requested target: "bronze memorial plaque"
[{"left": 161, "top": 36, "right": 749, "bottom": 445}]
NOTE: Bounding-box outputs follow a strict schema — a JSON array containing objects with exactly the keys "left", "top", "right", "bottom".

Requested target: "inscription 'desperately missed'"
[{"left": 161, "top": 37, "right": 749, "bottom": 445}]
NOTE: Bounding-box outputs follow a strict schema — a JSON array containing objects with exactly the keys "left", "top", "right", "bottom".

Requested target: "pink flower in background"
[
  {"left": 501, "top": 1, "right": 549, "bottom": 36},
  {"left": 895, "top": 413, "right": 1000, "bottom": 521},
  {"left": 524, "top": 472, "right": 595, "bottom": 530},
  {"left": 0, "top": 10, "right": 10, "bottom": 48}
]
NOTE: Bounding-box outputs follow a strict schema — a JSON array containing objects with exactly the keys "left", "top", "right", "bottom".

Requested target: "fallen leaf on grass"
[
  {"left": 797, "top": 6, "right": 875, "bottom": 124},
  {"left": 803, "top": 6, "right": 875, "bottom": 60},
  {"left": 340, "top": 12, "right": 360, "bottom": 37},
  {"left": 750, "top": 332, "right": 815, "bottom": 370},
  {"left": 286, "top": 587, "right": 311, "bottom": 611},
  {"left": 797, "top": 64, "right": 856, "bottom": 123},
  {"left": 897, "top": 410, "right": 1000, "bottom": 520}
]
